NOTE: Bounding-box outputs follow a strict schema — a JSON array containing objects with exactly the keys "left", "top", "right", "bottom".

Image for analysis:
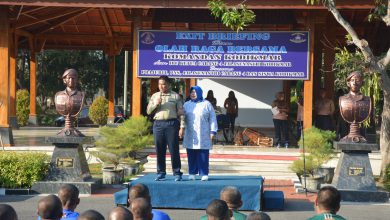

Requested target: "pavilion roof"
[{"left": 1, "top": 0, "right": 387, "bottom": 54}]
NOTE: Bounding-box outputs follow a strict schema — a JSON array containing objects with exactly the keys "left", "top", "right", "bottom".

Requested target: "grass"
[{"left": 88, "top": 163, "right": 103, "bottom": 178}]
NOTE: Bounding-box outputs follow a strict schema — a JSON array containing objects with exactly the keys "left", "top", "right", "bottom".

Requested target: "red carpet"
[{"left": 148, "top": 153, "right": 298, "bottom": 161}]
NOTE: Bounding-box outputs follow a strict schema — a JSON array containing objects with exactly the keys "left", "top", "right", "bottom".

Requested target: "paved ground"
[{"left": 1, "top": 127, "right": 390, "bottom": 220}]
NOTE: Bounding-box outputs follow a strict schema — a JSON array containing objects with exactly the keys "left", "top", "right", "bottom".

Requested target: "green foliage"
[
  {"left": 290, "top": 154, "right": 319, "bottom": 176},
  {"left": 0, "top": 152, "right": 49, "bottom": 188},
  {"left": 385, "top": 163, "right": 390, "bottom": 192},
  {"left": 368, "top": 0, "right": 388, "bottom": 22},
  {"left": 290, "top": 127, "right": 336, "bottom": 176},
  {"left": 16, "top": 89, "right": 30, "bottom": 126},
  {"left": 208, "top": 0, "right": 256, "bottom": 32},
  {"left": 89, "top": 96, "right": 108, "bottom": 126},
  {"left": 333, "top": 47, "right": 382, "bottom": 127},
  {"left": 94, "top": 116, "right": 153, "bottom": 169},
  {"left": 36, "top": 50, "right": 110, "bottom": 100}
]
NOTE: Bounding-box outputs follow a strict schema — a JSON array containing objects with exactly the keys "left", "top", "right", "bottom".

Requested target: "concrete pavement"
[{"left": 1, "top": 126, "right": 389, "bottom": 220}]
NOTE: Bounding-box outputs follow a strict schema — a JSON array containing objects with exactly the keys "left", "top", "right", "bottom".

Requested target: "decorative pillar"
[
  {"left": 107, "top": 55, "right": 116, "bottom": 124},
  {"left": 303, "top": 17, "right": 315, "bottom": 129},
  {"left": 150, "top": 79, "right": 158, "bottom": 95},
  {"left": 0, "top": 6, "right": 14, "bottom": 146},
  {"left": 283, "top": 81, "right": 290, "bottom": 104},
  {"left": 9, "top": 32, "right": 18, "bottom": 128},
  {"left": 131, "top": 12, "right": 142, "bottom": 116},
  {"left": 28, "top": 46, "right": 38, "bottom": 125},
  {"left": 185, "top": 79, "right": 191, "bottom": 98}
]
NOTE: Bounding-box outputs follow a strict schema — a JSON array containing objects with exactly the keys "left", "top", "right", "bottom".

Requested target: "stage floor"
[{"left": 114, "top": 174, "right": 263, "bottom": 211}]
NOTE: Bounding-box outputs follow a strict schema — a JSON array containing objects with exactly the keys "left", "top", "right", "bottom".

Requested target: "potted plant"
[
  {"left": 289, "top": 127, "right": 336, "bottom": 190},
  {"left": 94, "top": 116, "right": 153, "bottom": 184}
]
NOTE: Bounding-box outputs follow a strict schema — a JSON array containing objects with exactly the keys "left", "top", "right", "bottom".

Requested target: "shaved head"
[
  {"left": 79, "top": 210, "right": 105, "bottom": 220},
  {"left": 108, "top": 207, "right": 133, "bottom": 220},
  {"left": 220, "top": 186, "right": 242, "bottom": 209},
  {"left": 0, "top": 204, "right": 18, "bottom": 220},
  {"left": 37, "top": 195, "right": 63, "bottom": 220},
  {"left": 128, "top": 184, "right": 151, "bottom": 206},
  {"left": 58, "top": 184, "right": 80, "bottom": 210},
  {"left": 130, "top": 198, "right": 152, "bottom": 220}
]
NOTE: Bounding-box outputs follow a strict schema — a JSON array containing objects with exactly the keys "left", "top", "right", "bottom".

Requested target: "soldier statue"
[
  {"left": 54, "top": 69, "right": 85, "bottom": 137},
  {"left": 339, "top": 71, "right": 371, "bottom": 143}
]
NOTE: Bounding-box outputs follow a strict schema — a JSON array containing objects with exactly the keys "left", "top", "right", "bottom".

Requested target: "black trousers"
[
  {"left": 273, "top": 119, "right": 289, "bottom": 146},
  {"left": 153, "top": 119, "right": 182, "bottom": 176},
  {"left": 316, "top": 115, "right": 334, "bottom": 131}
]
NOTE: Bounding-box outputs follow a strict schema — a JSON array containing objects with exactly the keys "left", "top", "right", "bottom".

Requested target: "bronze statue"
[
  {"left": 54, "top": 69, "right": 85, "bottom": 136},
  {"left": 339, "top": 71, "right": 371, "bottom": 143}
]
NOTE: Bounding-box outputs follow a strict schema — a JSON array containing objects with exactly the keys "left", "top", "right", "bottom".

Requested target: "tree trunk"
[
  {"left": 324, "top": 0, "right": 390, "bottom": 181},
  {"left": 380, "top": 91, "right": 390, "bottom": 180}
]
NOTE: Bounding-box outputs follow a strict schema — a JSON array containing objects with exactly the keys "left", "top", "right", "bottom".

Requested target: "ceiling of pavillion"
[{"left": 1, "top": 0, "right": 388, "bottom": 55}]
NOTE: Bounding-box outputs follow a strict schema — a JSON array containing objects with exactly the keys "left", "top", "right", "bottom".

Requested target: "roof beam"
[
  {"left": 34, "top": 8, "right": 93, "bottom": 34},
  {"left": 14, "top": 7, "right": 86, "bottom": 29},
  {"left": 35, "top": 33, "right": 131, "bottom": 42},
  {"left": 21, "top": 6, "right": 46, "bottom": 14},
  {"left": 99, "top": 8, "right": 112, "bottom": 37},
  {"left": 0, "top": 0, "right": 375, "bottom": 9}
]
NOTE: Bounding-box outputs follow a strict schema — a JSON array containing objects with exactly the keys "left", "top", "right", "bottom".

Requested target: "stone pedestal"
[
  {"left": 9, "top": 116, "right": 18, "bottom": 129},
  {"left": 28, "top": 115, "right": 38, "bottom": 125},
  {"left": 331, "top": 142, "right": 389, "bottom": 202},
  {"left": 32, "top": 136, "right": 100, "bottom": 194},
  {"left": 0, "top": 126, "right": 14, "bottom": 146}
]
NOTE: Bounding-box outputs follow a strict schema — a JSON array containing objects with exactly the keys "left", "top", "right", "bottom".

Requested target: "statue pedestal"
[
  {"left": 32, "top": 136, "right": 101, "bottom": 194},
  {"left": 330, "top": 142, "right": 388, "bottom": 202}
]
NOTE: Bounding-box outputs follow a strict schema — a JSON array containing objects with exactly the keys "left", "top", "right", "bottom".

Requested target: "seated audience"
[
  {"left": 78, "top": 210, "right": 105, "bottom": 220},
  {"left": 201, "top": 186, "right": 246, "bottom": 220},
  {"left": 131, "top": 198, "right": 153, "bottom": 220},
  {"left": 0, "top": 204, "right": 18, "bottom": 220},
  {"left": 205, "top": 199, "right": 230, "bottom": 220},
  {"left": 108, "top": 207, "right": 133, "bottom": 220},
  {"left": 58, "top": 184, "right": 80, "bottom": 220},
  {"left": 37, "top": 195, "right": 63, "bottom": 220},
  {"left": 307, "top": 186, "right": 346, "bottom": 220},
  {"left": 128, "top": 183, "right": 171, "bottom": 220},
  {"left": 246, "top": 211, "right": 271, "bottom": 220}
]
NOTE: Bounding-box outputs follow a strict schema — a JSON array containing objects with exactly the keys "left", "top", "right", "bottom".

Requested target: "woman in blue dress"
[{"left": 183, "top": 86, "right": 218, "bottom": 181}]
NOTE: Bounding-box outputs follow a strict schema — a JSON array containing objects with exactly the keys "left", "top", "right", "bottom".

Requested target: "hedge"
[
  {"left": 0, "top": 152, "right": 49, "bottom": 188},
  {"left": 16, "top": 89, "right": 30, "bottom": 126},
  {"left": 89, "top": 96, "right": 108, "bottom": 126}
]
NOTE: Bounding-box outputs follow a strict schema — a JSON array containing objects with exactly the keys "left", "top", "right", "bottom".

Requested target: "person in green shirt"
[
  {"left": 201, "top": 186, "right": 246, "bottom": 220},
  {"left": 308, "top": 186, "right": 346, "bottom": 220},
  {"left": 205, "top": 199, "right": 230, "bottom": 220}
]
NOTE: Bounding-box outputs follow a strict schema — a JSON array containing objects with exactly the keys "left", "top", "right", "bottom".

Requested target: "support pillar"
[
  {"left": 107, "top": 55, "right": 116, "bottom": 124},
  {"left": 131, "top": 12, "right": 142, "bottom": 116},
  {"left": 28, "top": 48, "right": 38, "bottom": 125},
  {"left": 283, "top": 81, "right": 290, "bottom": 104},
  {"left": 150, "top": 79, "right": 158, "bottom": 95},
  {"left": 303, "top": 17, "right": 315, "bottom": 129},
  {"left": 9, "top": 32, "right": 18, "bottom": 128},
  {"left": 0, "top": 6, "right": 14, "bottom": 146}
]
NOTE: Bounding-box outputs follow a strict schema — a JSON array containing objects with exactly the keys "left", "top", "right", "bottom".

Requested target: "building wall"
[{"left": 197, "top": 78, "right": 283, "bottom": 127}]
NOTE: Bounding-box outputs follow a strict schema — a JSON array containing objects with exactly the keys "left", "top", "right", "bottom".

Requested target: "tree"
[
  {"left": 306, "top": 0, "right": 390, "bottom": 182},
  {"left": 208, "top": 0, "right": 390, "bottom": 180}
]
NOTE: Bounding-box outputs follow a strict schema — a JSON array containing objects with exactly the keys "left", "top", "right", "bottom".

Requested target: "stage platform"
[{"left": 114, "top": 174, "right": 264, "bottom": 211}]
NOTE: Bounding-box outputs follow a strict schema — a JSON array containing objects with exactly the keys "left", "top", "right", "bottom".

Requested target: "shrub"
[
  {"left": 16, "top": 89, "right": 30, "bottom": 126},
  {"left": 0, "top": 152, "right": 49, "bottom": 188},
  {"left": 95, "top": 116, "right": 153, "bottom": 169},
  {"left": 89, "top": 96, "right": 108, "bottom": 125},
  {"left": 290, "top": 127, "right": 336, "bottom": 177},
  {"left": 385, "top": 164, "right": 390, "bottom": 192}
]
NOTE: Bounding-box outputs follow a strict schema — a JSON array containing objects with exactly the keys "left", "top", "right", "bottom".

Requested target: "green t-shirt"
[
  {"left": 200, "top": 210, "right": 247, "bottom": 220},
  {"left": 307, "top": 213, "right": 346, "bottom": 220}
]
